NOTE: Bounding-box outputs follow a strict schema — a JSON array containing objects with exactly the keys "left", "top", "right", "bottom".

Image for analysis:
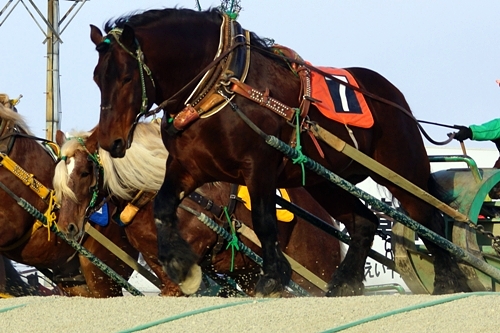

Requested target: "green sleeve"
[{"left": 470, "top": 118, "right": 500, "bottom": 141}]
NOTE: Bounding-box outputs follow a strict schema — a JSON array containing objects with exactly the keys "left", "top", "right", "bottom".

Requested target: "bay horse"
[
  {"left": 54, "top": 120, "right": 345, "bottom": 296},
  {"left": 0, "top": 100, "right": 137, "bottom": 297},
  {"left": 91, "top": 8, "right": 471, "bottom": 296}
]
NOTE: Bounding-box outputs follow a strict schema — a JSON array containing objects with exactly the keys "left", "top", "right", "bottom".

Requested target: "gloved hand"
[{"left": 448, "top": 126, "right": 472, "bottom": 141}]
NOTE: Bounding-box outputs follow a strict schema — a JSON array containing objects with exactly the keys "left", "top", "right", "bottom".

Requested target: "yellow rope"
[
  {"left": 0, "top": 292, "right": 14, "bottom": 298},
  {"left": 36, "top": 191, "right": 59, "bottom": 241}
]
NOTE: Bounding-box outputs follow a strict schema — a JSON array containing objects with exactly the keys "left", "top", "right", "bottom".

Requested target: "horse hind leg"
[
  {"left": 420, "top": 206, "right": 471, "bottom": 294},
  {"left": 248, "top": 185, "right": 292, "bottom": 297},
  {"left": 327, "top": 199, "right": 378, "bottom": 296},
  {"left": 423, "top": 214, "right": 471, "bottom": 294},
  {"left": 388, "top": 180, "right": 471, "bottom": 294}
]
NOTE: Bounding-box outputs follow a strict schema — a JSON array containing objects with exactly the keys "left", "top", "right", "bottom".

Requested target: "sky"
[{"left": 2, "top": 0, "right": 500, "bottom": 152}]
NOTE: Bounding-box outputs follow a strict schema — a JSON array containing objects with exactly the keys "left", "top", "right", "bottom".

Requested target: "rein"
[
  {"left": 104, "top": 28, "right": 156, "bottom": 148},
  {"left": 246, "top": 44, "right": 453, "bottom": 146},
  {"left": 70, "top": 137, "right": 105, "bottom": 223},
  {"left": 105, "top": 13, "right": 451, "bottom": 146}
]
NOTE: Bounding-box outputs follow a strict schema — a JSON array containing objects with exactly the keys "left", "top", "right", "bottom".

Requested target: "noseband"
[{"left": 72, "top": 137, "right": 105, "bottom": 222}]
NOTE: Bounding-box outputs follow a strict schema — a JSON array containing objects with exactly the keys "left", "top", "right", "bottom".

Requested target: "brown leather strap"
[
  {"left": 0, "top": 120, "right": 16, "bottom": 154},
  {"left": 186, "top": 191, "right": 223, "bottom": 218},
  {"left": 229, "top": 78, "right": 296, "bottom": 121},
  {"left": 130, "top": 190, "right": 157, "bottom": 208}
]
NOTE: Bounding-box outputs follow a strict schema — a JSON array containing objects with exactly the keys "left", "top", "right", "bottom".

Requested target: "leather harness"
[{"left": 0, "top": 116, "right": 60, "bottom": 251}]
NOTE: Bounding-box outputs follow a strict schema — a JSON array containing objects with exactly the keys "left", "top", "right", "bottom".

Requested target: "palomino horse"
[
  {"left": 0, "top": 100, "right": 137, "bottom": 297},
  {"left": 91, "top": 8, "right": 471, "bottom": 296},
  {"left": 54, "top": 121, "right": 345, "bottom": 296}
]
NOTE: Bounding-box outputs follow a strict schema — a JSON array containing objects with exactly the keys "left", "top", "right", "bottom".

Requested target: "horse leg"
[
  {"left": 384, "top": 179, "right": 471, "bottom": 294},
  {"left": 154, "top": 159, "right": 201, "bottom": 295},
  {"left": 79, "top": 254, "right": 124, "bottom": 297},
  {"left": 282, "top": 188, "right": 344, "bottom": 296},
  {"left": 0, "top": 256, "right": 6, "bottom": 294},
  {"left": 80, "top": 226, "right": 138, "bottom": 297},
  {"left": 246, "top": 181, "right": 292, "bottom": 297},
  {"left": 56, "top": 283, "right": 90, "bottom": 297},
  {"left": 124, "top": 203, "right": 183, "bottom": 296},
  {"left": 306, "top": 183, "right": 378, "bottom": 296}
]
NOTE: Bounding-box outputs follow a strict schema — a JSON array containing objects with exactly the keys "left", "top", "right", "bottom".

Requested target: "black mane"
[
  {"left": 103, "top": 7, "right": 222, "bottom": 33},
  {"left": 100, "top": 7, "right": 283, "bottom": 66}
]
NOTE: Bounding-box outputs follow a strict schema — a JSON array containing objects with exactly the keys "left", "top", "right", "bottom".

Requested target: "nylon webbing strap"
[
  {"left": 237, "top": 222, "right": 328, "bottom": 292},
  {"left": 84, "top": 223, "right": 161, "bottom": 289},
  {"left": 0, "top": 153, "right": 51, "bottom": 200}
]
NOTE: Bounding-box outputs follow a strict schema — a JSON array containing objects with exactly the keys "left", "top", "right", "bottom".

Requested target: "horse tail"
[{"left": 427, "top": 173, "right": 456, "bottom": 208}]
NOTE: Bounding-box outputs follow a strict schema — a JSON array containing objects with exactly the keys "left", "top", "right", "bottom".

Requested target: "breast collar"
[{"left": 168, "top": 13, "right": 251, "bottom": 133}]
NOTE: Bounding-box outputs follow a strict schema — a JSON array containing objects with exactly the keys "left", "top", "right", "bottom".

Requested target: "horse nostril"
[
  {"left": 110, "top": 139, "right": 125, "bottom": 158},
  {"left": 67, "top": 223, "right": 79, "bottom": 239}
]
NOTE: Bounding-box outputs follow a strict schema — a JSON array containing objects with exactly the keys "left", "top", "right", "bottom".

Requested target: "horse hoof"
[
  {"left": 433, "top": 273, "right": 471, "bottom": 295},
  {"left": 326, "top": 282, "right": 364, "bottom": 297},
  {"left": 178, "top": 264, "right": 202, "bottom": 295},
  {"left": 432, "top": 283, "right": 471, "bottom": 295},
  {"left": 254, "top": 277, "right": 283, "bottom": 298}
]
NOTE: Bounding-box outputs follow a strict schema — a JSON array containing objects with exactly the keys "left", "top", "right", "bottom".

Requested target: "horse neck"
[
  {"left": 140, "top": 18, "right": 223, "bottom": 110},
  {"left": 7, "top": 136, "right": 55, "bottom": 190},
  {"left": 0, "top": 135, "right": 56, "bottom": 246}
]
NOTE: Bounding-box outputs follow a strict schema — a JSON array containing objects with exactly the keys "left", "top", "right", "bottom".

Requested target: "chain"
[
  {"left": 375, "top": 229, "right": 394, "bottom": 260},
  {"left": 467, "top": 221, "right": 500, "bottom": 254}
]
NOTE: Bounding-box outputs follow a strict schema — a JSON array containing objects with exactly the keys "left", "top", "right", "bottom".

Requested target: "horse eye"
[
  {"left": 123, "top": 76, "right": 133, "bottom": 84},
  {"left": 81, "top": 171, "right": 90, "bottom": 178}
]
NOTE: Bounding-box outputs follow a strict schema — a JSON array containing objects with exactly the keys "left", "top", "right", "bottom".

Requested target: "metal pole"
[
  {"left": 45, "top": 0, "right": 61, "bottom": 141},
  {"left": 2, "top": 1, "right": 87, "bottom": 141}
]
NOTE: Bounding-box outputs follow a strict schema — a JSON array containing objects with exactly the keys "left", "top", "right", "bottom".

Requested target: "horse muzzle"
[
  {"left": 109, "top": 138, "right": 126, "bottom": 158},
  {"left": 65, "top": 222, "right": 83, "bottom": 241}
]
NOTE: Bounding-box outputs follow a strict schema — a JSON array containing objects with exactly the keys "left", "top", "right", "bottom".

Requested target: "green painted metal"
[
  {"left": 437, "top": 168, "right": 500, "bottom": 291},
  {"left": 363, "top": 283, "right": 407, "bottom": 295},
  {"left": 428, "top": 155, "right": 482, "bottom": 182},
  {"left": 394, "top": 166, "right": 500, "bottom": 293}
]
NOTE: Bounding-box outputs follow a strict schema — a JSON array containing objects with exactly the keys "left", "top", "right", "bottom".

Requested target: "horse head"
[
  {"left": 54, "top": 128, "right": 104, "bottom": 240},
  {"left": 91, "top": 24, "right": 155, "bottom": 158},
  {"left": 54, "top": 122, "right": 168, "bottom": 239},
  {"left": 90, "top": 9, "right": 222, "bottom": 157}
]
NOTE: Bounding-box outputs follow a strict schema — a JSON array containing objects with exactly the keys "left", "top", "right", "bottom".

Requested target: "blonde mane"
[
  {"left": 0, "top": 94, "right": 33, "bottom": 135},
  {"left": 100, "top": 121, "right": 168, "bottom": 200},
  {"left": 53, "top": 121, "right": 168, "bottom": 203},
  {"left": 53, "top": 129, "right": 93, "bottom": 203}
]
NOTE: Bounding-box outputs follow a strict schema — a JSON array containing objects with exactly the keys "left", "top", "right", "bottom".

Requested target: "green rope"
[
  {"left": 223, "top": 206, "right": 239, "bottom": 272},
  {"left": 321, "top": 292, "right": 497, "bottom": 332},
  {"left": 118, "top": 299, "right": 269, "bottom": 332},
  {"left": 291, "top": 109, "right": 306, "bottom": 185},
  {"left": 0, "top": 180, "right": 144, "bottom": 296},
  {"left": 272, "top": 48, "right": 299, "bottom": 77},
  {"left": 195, "top": 0, "right": 202, "bottom": 11},
  {"left": 219, "top": 0, "right": 241, "bottom": 19},
  {"left": 0, "top": 304, "right": 26, "bottom": 313}
]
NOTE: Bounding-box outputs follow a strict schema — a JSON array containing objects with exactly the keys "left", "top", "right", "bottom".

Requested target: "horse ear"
[
  {"left": 55, "top": 130, "right": 67, "bottom": 146},
  {"left": 90, "top": 24, "right": 103, "bottom": 46},
  {"left": 120, "top": 24, "right": 136, "bottom": 48}
]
